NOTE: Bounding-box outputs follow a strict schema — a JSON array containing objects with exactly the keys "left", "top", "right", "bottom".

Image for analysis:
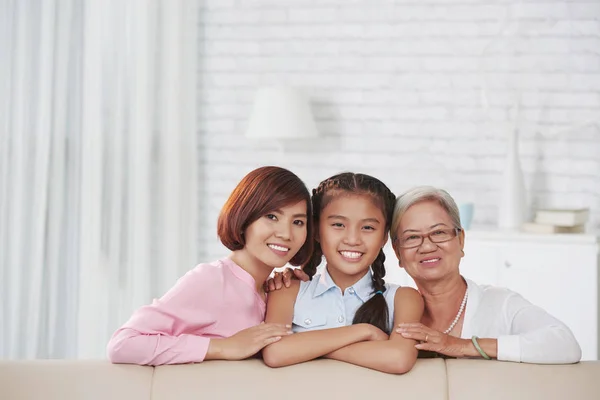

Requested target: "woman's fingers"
[
  {"left": 396, "top": 323, "right": 433, "bottom": 334},
  {"left": 396, "top": 327, "right": 427, "bottom": 334},
  {"left": 274, "top": 272, "right": 284, "bottom": 290},
  {"left": 263, "top": 336, "right": 282, "bottom": 345},
  {"left": 399, "top": 331, "right": 429, "bottom": 342},
  {"left": 260, "top": 322, "right": 291, "bottom": 331},
  {"left": 397, "top": 322, "right": 426, "bottom": 329},
  {"left": 415, "top": 342, "right": 439, "bottom": 351},
  {"left": 266, "top": 278, "right": 276, "bottom": 292},
  {"left": 281, "top": 268, "right": 293, "bottom": 288},
  {"left": 257, "top": 323, "right": 293, "bottom": 340},
  {"left": 293, "top": 268, "right": 310, "bottom": 282},
  {"left": 396, "top": 324, "right": 442, "bottom": 343},
  {"left": 395, "top": 325, "right": 428, "bottom": 335}
]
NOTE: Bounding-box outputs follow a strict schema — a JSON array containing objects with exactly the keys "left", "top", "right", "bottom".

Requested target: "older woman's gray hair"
[{"left": 391, "top": 186, "right": 462, "bottom": 242}]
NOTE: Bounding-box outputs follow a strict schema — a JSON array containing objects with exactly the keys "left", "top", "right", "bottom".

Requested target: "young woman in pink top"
[{"left": 107, "top": 166, "right": 313, "bottom": 365}]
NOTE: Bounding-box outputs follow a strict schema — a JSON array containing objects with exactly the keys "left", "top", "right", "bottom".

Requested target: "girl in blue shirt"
[{"left": 263, "top": 172, "right": 423, "bottom": 374}]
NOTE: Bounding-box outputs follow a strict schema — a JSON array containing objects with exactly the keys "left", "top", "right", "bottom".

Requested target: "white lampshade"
[{"left": 245, "top": 87, "right": 319, "bottom": 140}]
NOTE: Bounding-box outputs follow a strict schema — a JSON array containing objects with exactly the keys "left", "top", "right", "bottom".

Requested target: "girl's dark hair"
[
  {"left": 302, "top": 173, "right": 396, "bottom": 334},
  {"left": 217, "top": 166, "right": 313, "bottom": 266}
]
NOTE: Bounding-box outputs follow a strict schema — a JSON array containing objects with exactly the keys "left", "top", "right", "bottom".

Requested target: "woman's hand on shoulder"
[
  {"left": 206, "top": 322, "right": 293, "bottom": 360},
  {"left": 264, "top": 268, "right": 310, "bottom": 292},
  {"left": 395, "top": 323, "right": 471, "bottom": 358}
]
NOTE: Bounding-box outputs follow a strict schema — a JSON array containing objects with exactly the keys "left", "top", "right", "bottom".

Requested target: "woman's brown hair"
[{"left": 217, "top": 166, "right": 313, "bottom": 266}]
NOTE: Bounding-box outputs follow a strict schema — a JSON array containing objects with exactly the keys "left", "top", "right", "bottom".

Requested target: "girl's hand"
[
  {"left": 366, "top": 324, "right": 390, "bottom": 341},
  {"left": 264, "top": 268, "right": 310, "bottom": 292},
  {"left": 396, "top": 323, "right": 470, "bottom": 358},
  {"left": 207, "top": 323, "right": 293, "bottom": 360}
]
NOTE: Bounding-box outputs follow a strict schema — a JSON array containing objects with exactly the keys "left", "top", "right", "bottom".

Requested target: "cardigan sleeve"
[
  {"left": 107, "top": 264, "right": 221, "bottom": 365},
  {"left": 496, "top": 292, "right": 582, "bottom": 364}
]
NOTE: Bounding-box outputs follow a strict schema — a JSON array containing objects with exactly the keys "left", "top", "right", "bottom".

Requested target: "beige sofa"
[{"left": 1, "top": 359, "right": 599, "bottom": 400}]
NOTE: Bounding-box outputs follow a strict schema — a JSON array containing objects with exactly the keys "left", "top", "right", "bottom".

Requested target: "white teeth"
[
  {"left": 421, "top": 258, "right": 440, "bottom": 264},
  {"left": 340, "top": 251, "right": 362, "bottom": 259},
  {"left": 268, "top": 244, "right": 289, "bottom": 252}
]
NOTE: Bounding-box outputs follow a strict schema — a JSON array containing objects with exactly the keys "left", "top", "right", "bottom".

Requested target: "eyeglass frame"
[{"left": 394, "top": 227, "right": 462, "bottom": 249}]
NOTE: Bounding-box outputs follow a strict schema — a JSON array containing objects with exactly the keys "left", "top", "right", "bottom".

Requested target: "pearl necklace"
[{"left": 443, "top": 288, "right": 468, "bottom": 334}]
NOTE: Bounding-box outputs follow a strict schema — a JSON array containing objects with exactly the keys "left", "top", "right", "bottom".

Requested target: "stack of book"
[{"left": 521, "top": 208, "right": 589, "bottom": 234}]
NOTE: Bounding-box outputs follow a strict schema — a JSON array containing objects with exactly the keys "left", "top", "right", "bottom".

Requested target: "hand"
[
  {"left": 396, "top": 323, "right": 470, "bottom": 358},
  {"left": 363, "top": 324, "right": 389, "bottom": 341},
  {"left": 264, "top": 268, "right": 310, "bottom": 292},
  {"left": 208, "top": 323, "right": 293, "bottom": 360}
]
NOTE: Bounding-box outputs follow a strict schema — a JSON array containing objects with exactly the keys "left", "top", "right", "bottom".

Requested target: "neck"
[
  {"left": 415, "top": 273, "right": 467, "bottom": 328},
  {"left": 326, "top": 265, "right": 369, "bottom": 293},
  {"left": 228, "top": 250, "right": 273, "bottom": 292}
]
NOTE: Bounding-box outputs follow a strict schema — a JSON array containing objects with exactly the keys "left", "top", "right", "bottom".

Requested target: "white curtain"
[{"left": 0, "top": 0, "right": 199, "bottom": 359}]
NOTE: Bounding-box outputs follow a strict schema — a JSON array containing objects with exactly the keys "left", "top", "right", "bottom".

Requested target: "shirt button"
[
  {"left": 338, "top": 316, "right": 344, "bottom": 323},
  {"left": 304, "top": 318, "right": 312, "bottom": 325},
  {"left": 348, "top": 288, "right": 355, "bottom": 295}
]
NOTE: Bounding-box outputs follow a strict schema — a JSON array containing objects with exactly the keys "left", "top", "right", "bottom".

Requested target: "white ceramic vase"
[{"left": 498, "top": 128, "right": 527, "bottom": 229}]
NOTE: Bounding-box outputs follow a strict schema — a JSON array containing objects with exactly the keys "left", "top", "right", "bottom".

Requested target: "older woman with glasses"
[
  {"left": 389, "top": 186, "right": 580, "bottom": 364},
  {"left": 269, "top": 186, "right": 582, "bottom": 364}
]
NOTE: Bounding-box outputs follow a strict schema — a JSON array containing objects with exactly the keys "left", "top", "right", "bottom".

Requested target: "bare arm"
[
  {"left": 261, "top": 281, "right": 377, "bottom": 368},
  {"left": 325, "top": 287, "right": 425, "bottom": 374}
]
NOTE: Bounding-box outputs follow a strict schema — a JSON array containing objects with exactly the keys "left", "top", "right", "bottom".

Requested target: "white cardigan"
[{"left": 460, "top": 278, "right": 582, "bottom": 364}]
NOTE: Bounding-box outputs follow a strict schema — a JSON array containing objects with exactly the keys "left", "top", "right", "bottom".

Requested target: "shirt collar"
[
  {"left": 312, "top": 266, "right": 374, "bottom": 302},
  {"left": 221, "top": 257, "right": 257, "bottom": 287},
  {"left": 352, "top": 269, "right": 375, "bottom": 302}
]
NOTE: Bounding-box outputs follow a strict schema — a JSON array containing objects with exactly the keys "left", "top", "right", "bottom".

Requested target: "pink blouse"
[{"left": 107, "top": 258, "right": 266, "bottom": 365}]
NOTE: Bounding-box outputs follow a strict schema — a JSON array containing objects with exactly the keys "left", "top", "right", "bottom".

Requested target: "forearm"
[
  {"left": 326, "top": 340, "right": 418, "bottom": 374},
  {"left": 462, "top": 338, "right": 498, "bottom": 359},
  {"left": 496, "top": 327, "right": 582, "bottom": 364},
  {"left": 493, "top": 293, "right": 582, "bottom": 364},
  {"left": 107, "top": 328, "right": 209, "bottom": 365},
  {"left": 205, "top": 338, "right": 228, "bottom": 361},
  {"left": 262, "top": 325, "right": 369, "bottom": 368}
]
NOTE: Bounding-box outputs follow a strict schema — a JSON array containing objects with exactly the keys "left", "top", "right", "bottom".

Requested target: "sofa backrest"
[
  {"left": 0, "top": 360, "right": 153, "bottom": 400},
  {"left": 446, "top": 359, "right": 600, "bottom": 400},
  {"left": 151, "top": 359, "right": 448, "bottom": 400},
  {"left": 2, "top": 359, "right": 600, "bottom": 400}
]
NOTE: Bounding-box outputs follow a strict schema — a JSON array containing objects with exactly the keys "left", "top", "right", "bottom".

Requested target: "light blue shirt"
[{"left": 292, "top": 266, "right": 399, "bottom": 333}]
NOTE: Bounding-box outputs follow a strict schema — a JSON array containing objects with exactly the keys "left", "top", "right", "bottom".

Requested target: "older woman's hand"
[
  {"left": 264, "top": 268, "right": 310, "bottom": 292},
  {"left": 396, "top": 323, "right": 471, "bottom": 358}
]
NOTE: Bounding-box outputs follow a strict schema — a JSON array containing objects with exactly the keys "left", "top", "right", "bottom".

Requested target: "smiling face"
[
  {"left": 393, "top": 200, "right": 464, "bottom": 284},
  {"left": 319, "top": 194, "right": 388, "bottom": 286},
  {"left": 240, "top": 200, "right": 308, "bottom": 271}
]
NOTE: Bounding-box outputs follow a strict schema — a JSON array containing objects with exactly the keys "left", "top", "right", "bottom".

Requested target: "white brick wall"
[{"left": 196, "top": 0, "right": 600, "bottom": 262}]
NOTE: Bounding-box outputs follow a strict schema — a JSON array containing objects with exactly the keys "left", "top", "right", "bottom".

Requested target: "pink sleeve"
[{"left": 107, "top": 264, "right": 221, "bottom": 365}]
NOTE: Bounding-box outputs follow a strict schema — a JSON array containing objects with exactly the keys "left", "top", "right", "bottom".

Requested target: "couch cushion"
[
  {"left": 446, "top": 359, "right": 600, "bottom": 400},
  {"left": 0, "top": 360, "right": 153, "bottom": 400},
  {"left": 153, "top": 358, "right": 448, "bottom": 399}
]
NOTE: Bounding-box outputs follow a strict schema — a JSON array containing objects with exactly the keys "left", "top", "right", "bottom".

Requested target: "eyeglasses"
[{"left": 396, "top": 228, "right": 461, "bottom": 249}]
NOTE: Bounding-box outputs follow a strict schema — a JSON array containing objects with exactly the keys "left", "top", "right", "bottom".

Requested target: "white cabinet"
[{"left": 461, "top": 231, "right": 600, "bottom": 361}]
